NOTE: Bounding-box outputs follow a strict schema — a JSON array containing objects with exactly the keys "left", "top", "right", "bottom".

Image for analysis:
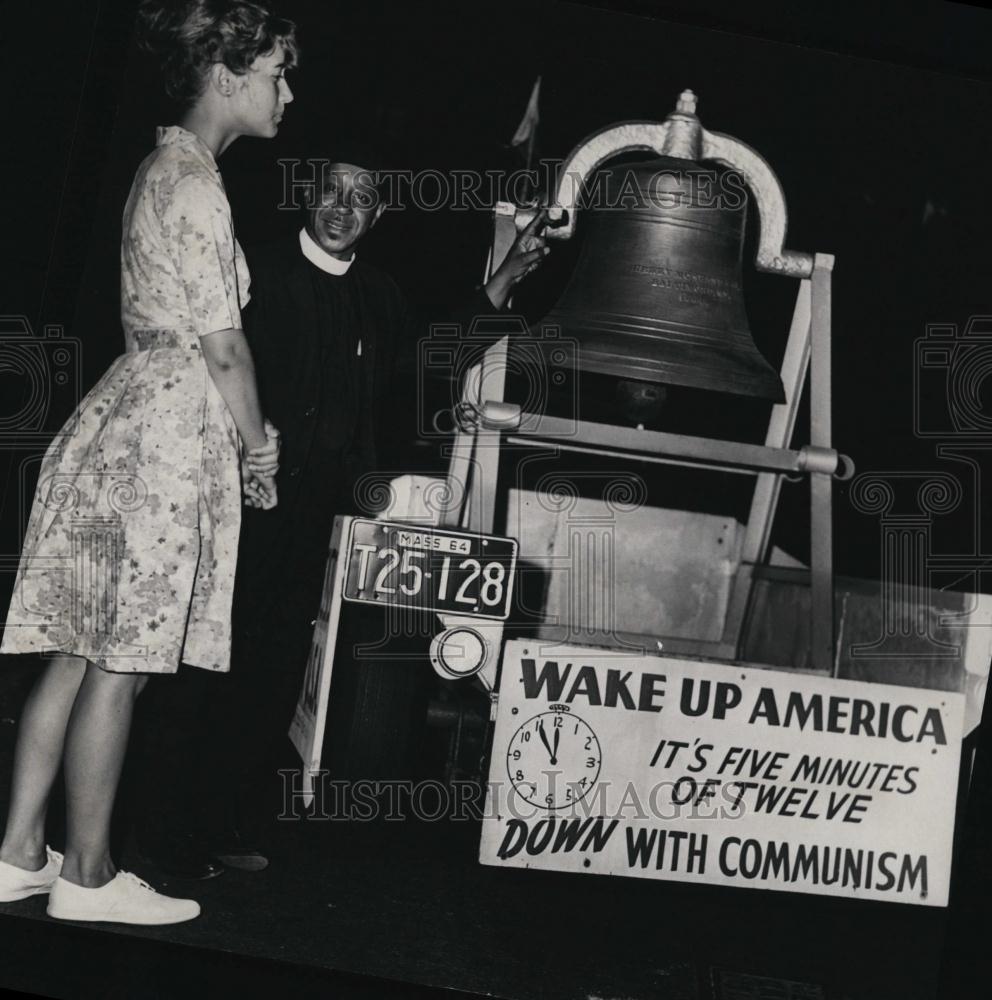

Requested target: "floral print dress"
[{"left": 1, "top": 126, "right": 250, "bottom": 673}]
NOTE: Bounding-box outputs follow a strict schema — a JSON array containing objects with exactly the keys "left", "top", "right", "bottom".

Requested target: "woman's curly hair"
[{"left": 136, "top": 1, "right": 298, "bottom": 108}]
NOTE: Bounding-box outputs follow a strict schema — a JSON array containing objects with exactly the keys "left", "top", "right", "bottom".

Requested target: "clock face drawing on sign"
[{"left": 506, "top": 706, "right": 602, "bottom": 809}]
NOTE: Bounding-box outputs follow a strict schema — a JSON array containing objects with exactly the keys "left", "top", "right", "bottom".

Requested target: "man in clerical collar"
[
  {"left": 132, "top": 145, "right": 549, "bottom": 879},
  {"left": 300, "top": 151, "right": 542, "bottom": 305},
  {"left": 301, "top": 156, "right": 384, "bottom": 273}
]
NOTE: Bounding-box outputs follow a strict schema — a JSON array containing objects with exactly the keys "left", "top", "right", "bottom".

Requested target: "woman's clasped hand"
[{"left": 243, "top": 419, "right": 281, "bottom": 509}]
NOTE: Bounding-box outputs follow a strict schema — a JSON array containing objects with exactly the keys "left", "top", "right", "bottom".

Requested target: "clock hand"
[
  {"left": 551, "top": 727, "right": 560, "bottom": 766},
  {"left": 537, "top": 720, "right": 554, "bottom": 761}
]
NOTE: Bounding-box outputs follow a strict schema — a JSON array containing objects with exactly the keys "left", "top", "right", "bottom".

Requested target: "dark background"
[
  {"left": 5, "top": 0, "right": 992, "bottom": 596},
  {"left": 2, "top": 4, "right": 992, "bottom": 999},
  {"left": 9, "top": 0, "right": 992, "bottom": 589}
]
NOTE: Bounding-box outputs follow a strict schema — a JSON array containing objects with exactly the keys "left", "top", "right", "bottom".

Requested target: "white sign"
[{"left": 480, "top": 640, "right": 966, "bottom": 906}]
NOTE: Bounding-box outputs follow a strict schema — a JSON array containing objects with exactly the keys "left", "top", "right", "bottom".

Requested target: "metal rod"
[
  {"left": 506, "top": 435, "right": 773, "bottom": 476},
  {"left": 511, "top": 414, "right": 825, "bottom": 475}
]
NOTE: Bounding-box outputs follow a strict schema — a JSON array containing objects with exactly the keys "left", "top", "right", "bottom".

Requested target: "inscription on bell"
[
  {"left": 536, "top": 154, "right": 785, "bottom": 399},
  {"left": 629, "top": 262, "right": 736, "bottom": 305}
]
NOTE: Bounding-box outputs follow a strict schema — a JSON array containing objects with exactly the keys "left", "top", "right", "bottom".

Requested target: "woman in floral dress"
[{"left": 0, "top": 0, "right": 296, "bottom": 925}]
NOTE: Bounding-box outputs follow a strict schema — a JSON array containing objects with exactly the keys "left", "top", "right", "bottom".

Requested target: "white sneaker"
[
  {"left": 47, "top": 871, "right": 201, "bottom": 925},
  {"left": 0, "top": 846, "right": 64, "bottom": 902}
]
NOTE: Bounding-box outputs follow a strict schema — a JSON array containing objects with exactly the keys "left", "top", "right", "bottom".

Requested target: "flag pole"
[
  {"left": 523, "top": 129, "right": 536, "bottom": 203},
  {"left": 510, "top": 76, "right": 541, "bottom": 205}
]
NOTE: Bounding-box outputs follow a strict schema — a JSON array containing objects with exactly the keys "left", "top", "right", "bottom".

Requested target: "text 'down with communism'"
[{"left": 479, "top": 640, "right": 965, "bottom": 906}]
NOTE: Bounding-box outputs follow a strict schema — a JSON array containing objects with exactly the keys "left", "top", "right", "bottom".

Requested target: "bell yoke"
[{"left": 452, "top": 91, "right": 849, "bottom": 675}]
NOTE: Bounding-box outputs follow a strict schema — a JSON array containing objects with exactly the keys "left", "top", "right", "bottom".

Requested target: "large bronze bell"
[{"left": 540, "top": 155, "right": 785, "bottom": 402}]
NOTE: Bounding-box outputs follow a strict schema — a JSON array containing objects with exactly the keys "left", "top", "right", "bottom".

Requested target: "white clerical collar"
[{"left": 299, "top": 227, "right": 355, "bottom": 275}]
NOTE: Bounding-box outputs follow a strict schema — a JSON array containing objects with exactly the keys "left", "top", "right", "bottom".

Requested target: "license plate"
[{"left": 342, "top": 518, "right": 517, "bottom": 620}]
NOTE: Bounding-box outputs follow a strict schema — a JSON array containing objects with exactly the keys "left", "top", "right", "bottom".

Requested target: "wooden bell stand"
[{"left": 437, "top": 90, "right": 851, "bottom": 677}]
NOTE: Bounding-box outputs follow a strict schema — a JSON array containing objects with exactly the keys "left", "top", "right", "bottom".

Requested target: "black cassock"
[
  {"left": 233, "top": 237, "right": 495, "bottom": 687},
  {"left": 236, "top": 237, "right": 409, "bottom": 638},
  {"left": 132, "top": 236, "right": 497, "bottom": 849}
]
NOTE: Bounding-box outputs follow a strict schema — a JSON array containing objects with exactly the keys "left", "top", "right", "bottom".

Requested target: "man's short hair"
[
  {"left": 307, "top": 136, "right": 392, "bottom": 212},
  {"left": 323, "top": 137, "right": 388, "bottom": 176}
]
